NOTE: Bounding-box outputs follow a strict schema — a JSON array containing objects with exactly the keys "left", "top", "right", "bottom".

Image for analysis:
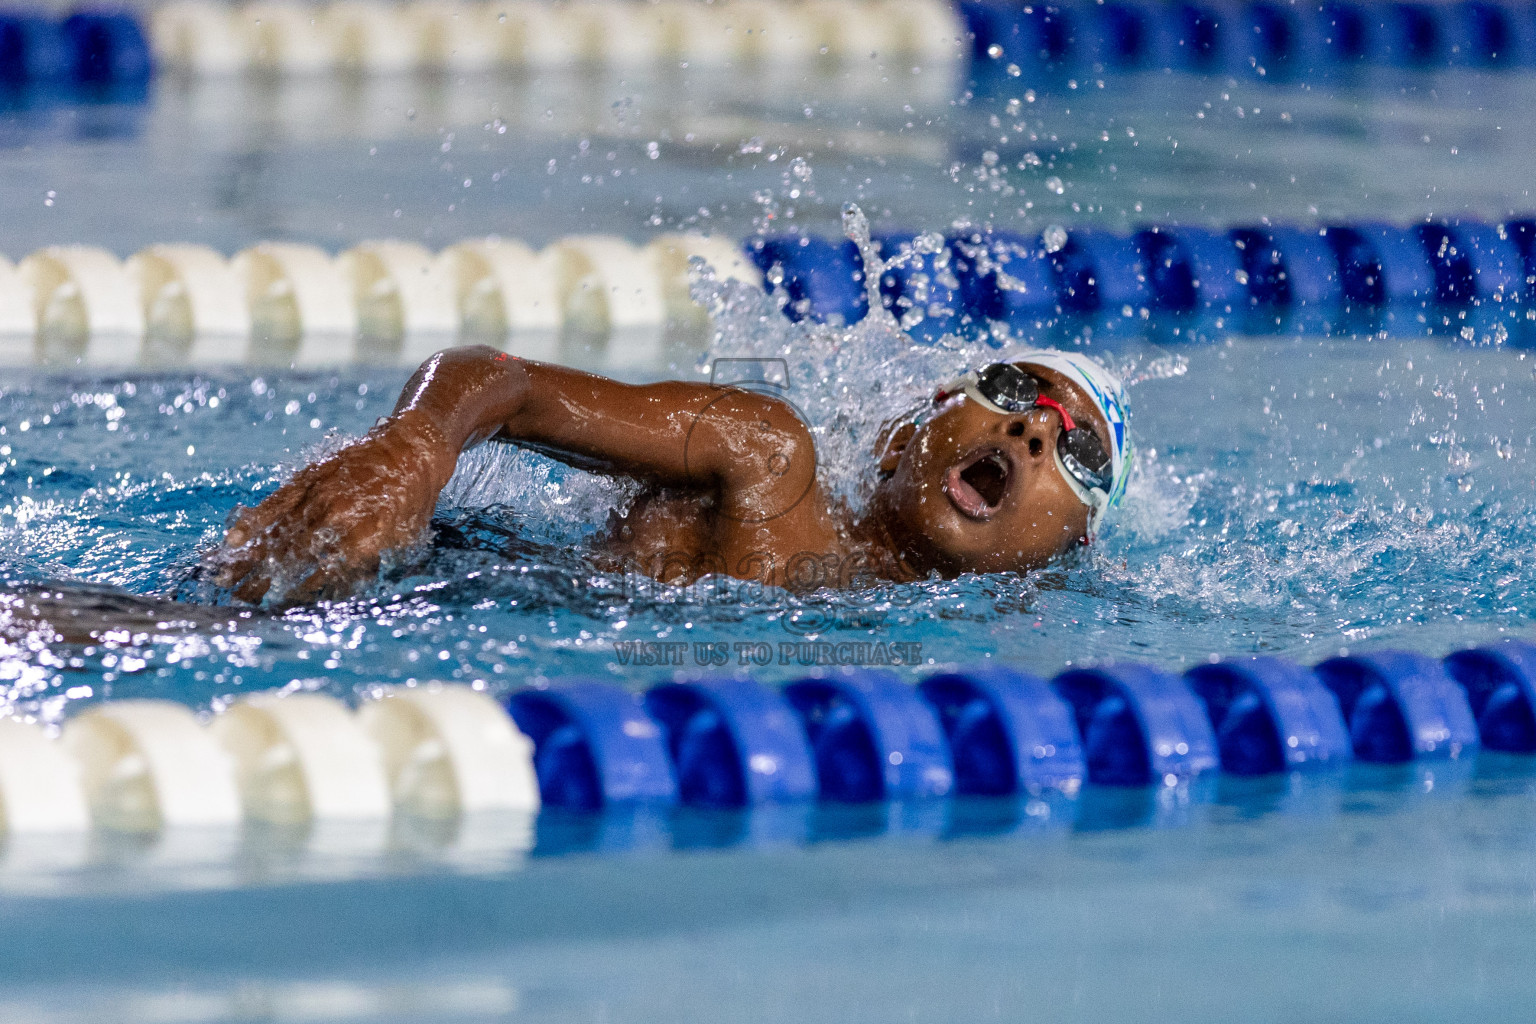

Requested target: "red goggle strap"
[{"left": 1032, "top": 395, "right": 1077, "bottom": 431}]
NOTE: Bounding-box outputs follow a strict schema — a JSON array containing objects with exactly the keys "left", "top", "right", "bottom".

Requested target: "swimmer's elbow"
[{"left": 697, "top": 394, "right": 817, "bottom": 494}]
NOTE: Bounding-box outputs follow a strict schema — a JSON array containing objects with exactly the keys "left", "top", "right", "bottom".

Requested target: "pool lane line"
[
  {"left": 0, "top": 640, "right": 1531, "bottom": 841},
  {"left": 152, "top": 0, "right": 963, "bottom": 77},
  {"left": 12, "top": 1, "right": 1536, "bottom": 93},
  {"left": 964, "top": 0, "right": 1536, "bottom": 83},
  {"left": 4, "top": 220, "right": 1536, "bottom": 368}
]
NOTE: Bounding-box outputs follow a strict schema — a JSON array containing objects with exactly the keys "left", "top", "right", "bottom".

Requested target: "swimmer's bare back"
[{"left": 207, "top": 346, "right": 895, "bottom": 606}]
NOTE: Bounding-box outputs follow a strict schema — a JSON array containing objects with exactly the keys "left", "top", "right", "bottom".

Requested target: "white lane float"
[
  {"left": 211, "top": 692, "right": 392, "bottom": 824},
  {"left": 413, "top": 2, "right": 501, "bottom": 73},
  {"left": 338, "top": 240, "right": 458, "bottom": 364},
  {"left": 509, "top": 0, "right": 600, "bottom": 68},
  {"left": 735, "top": 0, "right": 827, "bottom": 65},
  {"left": 0, "top": 719, "right": 90, "bottom": 833},
  {"left": 357, "top": 684, "right": 540, "bottom": 819},
  {"left": 0, "top": 233, "right": 758, "bottom": 366},
  {"left": 328, "top": 1, "right": 424, "bottom": 75},
  {"left": 596, "top": 0, "right": 681, "bottom": 68},
  {"left": 242, "top": 3, "right": 338, "bottom": 75},
  {"left": 143, "top": 0, "right": 967, "bottom": 76},
  {"left": 232, "top": 242, "right": 358, "bottom": 364},
  {"left": 437, "top": 238, "right": 563, "bottom": 360},
  {"left": 889, "top": 0, "right": 967, "bottom": 67},
  {"left": 647, "top": 232, "right": 754, "bottom": 344},
  {"left": 543, "top": 235, "right": 668, "bottom": 371},
  {"left": 0, "top": 256, "right": 37, "bottom": 365},
  {"left": 18, "top": 246, "right": 146, "bottom": 365},
  {"left": 62, "top": 700, "right": 242, "bottom": 833},
  {"left": 126, "top": 243, "right": 251, "bottom": 363},
  {"left": 151, "top": 1, "right": 251, "bottom": 76}
]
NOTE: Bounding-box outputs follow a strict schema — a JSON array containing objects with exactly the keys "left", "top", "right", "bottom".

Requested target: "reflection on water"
[
  {"left": 0, "top": 762, "right": 1534, "bottom": 1020},
  {"left": 3, "top": 66, "right": 1536, "bottom": 255}
]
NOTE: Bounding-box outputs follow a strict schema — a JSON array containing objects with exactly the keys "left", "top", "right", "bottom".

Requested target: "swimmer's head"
[{"left": 871, "top": 349, "right": 1131, "bottom": 576}]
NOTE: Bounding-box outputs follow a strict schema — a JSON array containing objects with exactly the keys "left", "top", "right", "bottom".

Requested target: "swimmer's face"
[{"left": 872, "top": 361, "right": 1112, "bottom": 576}]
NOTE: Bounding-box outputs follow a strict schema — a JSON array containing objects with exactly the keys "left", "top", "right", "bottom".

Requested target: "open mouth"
[{"left": 943, "top": 448, "right": 1011, "bottom": 520}]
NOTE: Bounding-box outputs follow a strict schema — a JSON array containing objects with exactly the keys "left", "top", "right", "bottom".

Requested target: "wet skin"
[{"left": 205, "top": 346, "right": 1113, "bottom": 606}]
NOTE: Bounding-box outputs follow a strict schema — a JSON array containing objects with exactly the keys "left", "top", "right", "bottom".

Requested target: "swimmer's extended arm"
[{"left": 208, "top": 346, "right": 816, "bottom": 604}]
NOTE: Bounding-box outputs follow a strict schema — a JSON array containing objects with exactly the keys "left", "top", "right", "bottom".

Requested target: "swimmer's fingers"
[
  {"left": 231, "top": 570, "right": 273, "bottom": 606},
  {"left": 287, "top": 556, "right": 370, "bottom": 606},
  {"left": 209, "top": 441, "right": 440, "bottom": 606},
  {"left": 208, "top": 490, "right": 305, "bottom": 589},
  {"left": 218, "top": 471, "right": 314, "bottom": 551},
  {"left": 221, "top": 499, "right": 419, "bottom": 607},
  {"left": 282, "top": 523, "right": 396, "bottom": 606},
  {"left": 284, "top": 503, "right": 436, "bottom": 605}
]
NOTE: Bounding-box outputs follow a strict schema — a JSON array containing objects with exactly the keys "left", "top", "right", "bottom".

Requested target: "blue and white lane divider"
[
  {"left": 4, "top": 218, "right": 1535, "bottom": 368},
  {"left": 21, "top": 1, "right": 1536, "bottom": 90},
  {"left": 963, "top": 0, "right": 1536, "bottom": 80},
  {"left": 0, "top": 640, "right": 1531, "bottom": 839}
]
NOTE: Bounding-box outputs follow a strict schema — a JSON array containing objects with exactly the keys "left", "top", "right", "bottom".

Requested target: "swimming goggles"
[{"left": 933, "top": 362, "right": 1115, "bottom": 502}]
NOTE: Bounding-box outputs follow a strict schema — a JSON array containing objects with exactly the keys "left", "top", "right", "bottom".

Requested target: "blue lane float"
[
  {"left": 0, "top": 13, "right": 69, "bottom": 89},
  {"left": 1184, "top": 657, "right": 1352, "bottom": 775},
  {"left": 745, "top": 236, "right": 868, "bottom": 327},
  {"left": 1051, "top": 663, "right": 1219, "bottom": 785},
  {"left": 642, "top": 676, "right": 818, "bottom": 808},
  {"left": 507, "top": 642, "right": 1535, "bottom": 825},
  {"left": 1313, "top": 650, "right": 1480, "bottom": 762},
  {"left": 1049, "top": 229, "right": 1152, "bottom": 313},
  {"left": 749, "top": 215, "right": 1536, "bottom": 329},
  {"left": 784, "top": 671, "right": 955, "bottom": 801},
  {"left": 962, "top": 0, "right": 1536, "bottom": 82},
  {"left": 506, "top": 681, "right": 677, "bottom": 810},
  {"left": 1137, "top": 226, "right": 1245, "bottom": 311},
  {"left": 950, "top": 230, "right": 1058, "bottom": 319},
  {"left": 0, "top": 8, "right": 150, "bottom": 95},
  {"left": 63, "top": 10, "right": 152, "bottom": 89},
  {"left": 918, "top": 666, "right": 1084, "bottom": 795},
  {"left": 1443, "top": 641, "right": 1536, "bottom": 752},
  {"left": 874, "top": 233, "right": 973, "bottom": 343}
]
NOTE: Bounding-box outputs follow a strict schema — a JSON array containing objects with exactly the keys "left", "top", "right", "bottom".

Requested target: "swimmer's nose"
[{"left": 1003, "top": 408, "right": 1061, "bottom": 460}]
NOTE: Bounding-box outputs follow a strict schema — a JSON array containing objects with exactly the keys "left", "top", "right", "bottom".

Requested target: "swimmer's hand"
[{"left": 205, "top": 411, "right": 456, "bottom": 606}]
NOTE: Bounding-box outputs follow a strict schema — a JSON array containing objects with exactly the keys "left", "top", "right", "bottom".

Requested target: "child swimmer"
[{"left": 206, "top": 344, "right": 1131, "bottom": 606}]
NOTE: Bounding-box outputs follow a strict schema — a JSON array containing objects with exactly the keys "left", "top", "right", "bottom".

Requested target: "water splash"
[{"left": 691, "top": 203, "right": 979, "bottom": 509}]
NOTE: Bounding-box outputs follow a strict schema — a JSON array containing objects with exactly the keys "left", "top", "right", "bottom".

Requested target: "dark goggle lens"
[
  {"left": 973, "top": 363, "right": 1040, "bottom": 412},
  {"left": 1058, "top": 428, "right": 1112, "bottom": 491}
]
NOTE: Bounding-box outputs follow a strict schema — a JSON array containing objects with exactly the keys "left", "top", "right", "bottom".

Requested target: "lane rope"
[
  {"left": 0, "top": 641, "right": 1525, "bottom": 840},
  {"left": 963, "top": 0, "right": 1536, "bottom": 82},
  {"left": 7, "top": 1, "right": 1535, "bottom": 93},
  {"left": 152, "top": 0, "right": 965, "bottom": 76},
  {"left": 1, "top": 219, "right": 1531, "bottom": 366}
]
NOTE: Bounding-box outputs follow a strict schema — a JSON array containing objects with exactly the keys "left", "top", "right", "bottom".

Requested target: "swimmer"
[{"left": 204, "top": 344, "right": 1130, "bottom": 606}]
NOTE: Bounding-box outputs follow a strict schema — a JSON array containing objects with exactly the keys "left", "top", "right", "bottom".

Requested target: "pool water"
[
  {"left": 1, "top": 37, "right": 1536, "bottom": 1024},
  {"left": 6, "top": 64, "right": 1536, "bottom": 254},
  {"left": 1, "top": 329, "right": 1529, "bottom": 709},
  {"left": 3, "top": 763, "right": 1536, "bottom": 1022}
]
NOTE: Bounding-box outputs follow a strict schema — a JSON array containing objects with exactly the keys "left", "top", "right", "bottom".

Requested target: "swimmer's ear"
[{"left": 876, "top": 421, "right": 917, "bottom": 478}]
